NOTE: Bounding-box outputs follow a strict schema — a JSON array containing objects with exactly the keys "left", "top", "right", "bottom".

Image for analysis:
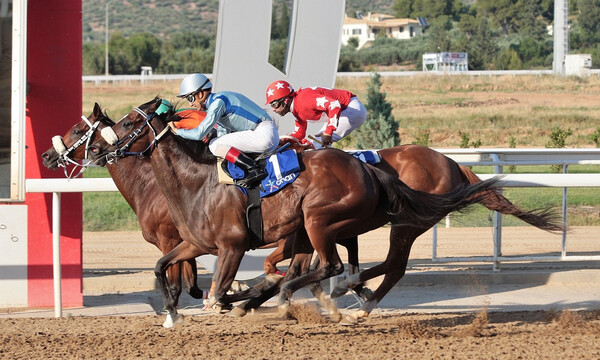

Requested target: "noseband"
[
  {"left": 51, "top": 115, "right": 101, "bottom": 178},
  {"left": 101, "top": 106, "right": 171, "bottom": 164}
]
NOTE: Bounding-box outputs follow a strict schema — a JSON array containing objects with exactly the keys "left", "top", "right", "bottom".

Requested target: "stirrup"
[{"left": 234, "top": 169, "right": 266, "bottom": 188}]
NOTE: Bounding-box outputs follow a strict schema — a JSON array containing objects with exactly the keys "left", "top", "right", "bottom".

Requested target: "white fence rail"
[
  {"left": 82, "top": 69, "right": 600, "bottom": 84},
  {"left": 25, "top": 148, "right": 600, "bottom": 317}
]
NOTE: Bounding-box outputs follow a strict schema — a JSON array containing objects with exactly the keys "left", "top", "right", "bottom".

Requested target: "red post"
[{"left": 26, "top": 0, "right": 83, "bottom": 307}]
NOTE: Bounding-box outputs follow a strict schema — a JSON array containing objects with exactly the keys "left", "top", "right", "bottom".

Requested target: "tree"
[
  {"left": 496, "top": 47, "right": 523, "bottom": 70},
  {"left": 353, "top": 73, "right": 400, "bottom": 149},
  {"left": 516, "top": 0, "right": 548, "bottom": 41},
  {"left": 270, "top": 0, "right": 290, "bottom": 40},
  {"left": 427, "top": 16, "right": 453, "bottom": 52},
  {"left": 456, "top": 17, "right": 498, "bottom": 69},
  {"left": 576, "top": 0, "right": 600, "bottom": 47},
  {"left": 393, "top": 0, "right": 414, "bottom": 18},
  {"left": 477, "top": 0, "right": 521, "bottom": 36},
  {"left": 82, "top": 42, "right": 105, "bottom": 75}
]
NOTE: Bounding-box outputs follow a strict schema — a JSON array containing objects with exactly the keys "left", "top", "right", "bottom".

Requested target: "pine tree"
[{"left": 354, "top": 73, "right": 400, "bottom": 149}]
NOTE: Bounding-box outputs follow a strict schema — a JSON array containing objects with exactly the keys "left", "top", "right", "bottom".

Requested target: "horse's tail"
[
  {"left": 457, "top": 164, "right": 564, "bottom": 232},
  {"left": 372, "top": 166, "right": 503, "bottom": 229}
]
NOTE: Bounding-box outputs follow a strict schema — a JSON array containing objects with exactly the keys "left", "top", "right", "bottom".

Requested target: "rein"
[
  {"left": 52, "top": 115, "right": 100, "bottom": 179},
  {"left": 103, "top": 106, "right": 171, "bottom": 163}
]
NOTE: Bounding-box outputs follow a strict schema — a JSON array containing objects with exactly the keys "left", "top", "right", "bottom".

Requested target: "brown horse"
[
  {"left": 41, "top": 104, "right": 366, "bottom": 321},
  {"left": 86, "top": 97, "right": 504, "bottom": 325},
  {"left": 255, "top": 139, "right": 564, "bottom": 320},
  {"left": 41, "top": 104, "right": 205, "bottom": 326}
]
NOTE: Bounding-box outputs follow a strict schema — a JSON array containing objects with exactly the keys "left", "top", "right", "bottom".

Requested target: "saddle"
[{"left": 219, "top": 144, "right": 301, "bottom": 249}]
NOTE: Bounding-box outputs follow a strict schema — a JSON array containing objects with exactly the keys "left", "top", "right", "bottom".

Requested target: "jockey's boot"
[{"left": 225, "top": 148, "right": 266, "bottom": 188}]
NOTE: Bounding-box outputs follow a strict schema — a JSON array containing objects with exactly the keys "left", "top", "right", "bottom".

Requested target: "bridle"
[
  {"left": 101, "top": 106, "right": 171, "bottom": 164},
  {"left": 51, "top": 115, "right": 101, "bottom": 179}
]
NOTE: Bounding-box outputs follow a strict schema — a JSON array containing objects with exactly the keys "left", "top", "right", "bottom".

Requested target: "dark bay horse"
[
  {"left": 40, "top": 104, "right": 364, "bottom": 310},
  {"left": 86, "top": 97, "right": 504, "bottom": 325},
  {"left": 41, "top": 104, "right": 205, "bottom": 327}
]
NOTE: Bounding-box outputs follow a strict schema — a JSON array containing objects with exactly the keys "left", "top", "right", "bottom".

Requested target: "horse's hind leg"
[
  {"left": 263, "top": 238, "right": 291, "bottom": 275},
  {"left": 278, "top": 230, "right": 344, "bottom": 315},
  {"left": 337, "top": 227, "right": 420, "bottom": 324},
  {"left": 230, "top": 249, "right": 313, "bottom": 317},
  {"left": 338, "top": 236, "right": 372, "bottom": 300},
  {"left": 155, "top": 241, "right": 204, "bottom": 328}
]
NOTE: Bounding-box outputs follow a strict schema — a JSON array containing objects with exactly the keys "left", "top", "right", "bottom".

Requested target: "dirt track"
[
  {"left": 1, "top": 227, "right": 599, "bottom": 359},
  {"left": 1, "top": 308, "right": 599, "bottom": 359}
]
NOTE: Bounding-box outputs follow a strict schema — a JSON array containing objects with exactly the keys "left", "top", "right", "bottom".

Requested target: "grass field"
[{"left": 81, "top": 74, "right": 600, "bottom": 230}]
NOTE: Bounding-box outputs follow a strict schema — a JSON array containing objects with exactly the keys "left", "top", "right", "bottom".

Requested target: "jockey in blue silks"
[{"left": 169, "top": 73, "right": 279, "bottom": 188}]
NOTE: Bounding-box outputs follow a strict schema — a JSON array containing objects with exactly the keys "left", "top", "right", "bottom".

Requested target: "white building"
[
  {"left": 423, "top": 52, "right": 469, "bottom": 72},
  {"left": 341, "top": 13, "right": 425, "bottom": 49}
]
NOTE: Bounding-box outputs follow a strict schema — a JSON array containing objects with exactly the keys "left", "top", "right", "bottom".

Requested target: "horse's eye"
[
  {"left": 72, "top": 129, "right": 82, "bottom": 136},
  {"left": 122, "top": 121, "right": 133, "bottom": 129}
]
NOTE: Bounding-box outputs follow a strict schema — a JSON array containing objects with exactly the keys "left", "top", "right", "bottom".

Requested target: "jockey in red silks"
[
  {"left": 265, "top": 80, "right": 367, "bottom": 148},
  {"left": 169, "top": 73, "right": 279, "bottom": 188}
]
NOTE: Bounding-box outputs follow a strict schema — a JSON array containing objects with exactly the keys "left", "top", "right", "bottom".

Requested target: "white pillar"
[{"left": 553, "top": 0, "right": 568, "bottom": 76}]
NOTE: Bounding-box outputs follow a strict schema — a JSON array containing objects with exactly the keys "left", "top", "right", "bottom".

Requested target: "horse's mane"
[
  {"left": 146, "top": 98, "right": 217, "bottom": 164},
  {"left": 99, "top": 111, "right": 116, "bottom": 127}
]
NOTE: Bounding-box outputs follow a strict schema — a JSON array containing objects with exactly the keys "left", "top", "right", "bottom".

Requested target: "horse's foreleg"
[
  {"left": 155, "top": 241, "right": 204, "bottom": 328},
  {"left": 166, "top": 263, "right": 183, "bottom": 307},
  {"left": 182, "top": 259, "right": 203, "bottom": 299},
  {"left": 212, "top": 248, "right": 245, "bottom": 309}
]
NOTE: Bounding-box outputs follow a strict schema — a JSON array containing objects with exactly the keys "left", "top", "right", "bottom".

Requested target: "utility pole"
[
  {"left": 553, "top": 0, "right": 568, "bottom": 76},
  {"left": 105, "top": 1, "right": 110, "bottom": 77}
]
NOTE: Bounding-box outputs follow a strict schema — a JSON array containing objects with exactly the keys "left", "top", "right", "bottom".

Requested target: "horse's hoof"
[
  {"left": 202, "top": 297, "right": 217, "bottom": 311},
  {"left": 162, "top": 313, "right": 183, "bottom": 328},
  {"left": 355, "top": 309, "right": 370, "bottom": 318},
  {"left": 329, "top": 310, "right": 343, "bottom": 323},
  {"left": 228, "top": 306, "right": 247, "bottom": 318},
  {"left": 214, "top": 302, "right": 233, "bottom": 314},
  {"left": 265, "top": 273, "right": 284, "bottom": 284},
  {"left": 358, "top": 287, "right": 373, "bottom": 302},
  {"left": 339, "top": 314, "right": 358, "bottom": 326},
  {"left": 278, "top": 303, "right": 290, "bottom": 317},
  {"left": 330, "top": 286, "right": 348, "bottom": 299}
]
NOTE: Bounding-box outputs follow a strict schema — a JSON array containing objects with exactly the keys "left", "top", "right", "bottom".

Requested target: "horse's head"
[
  {"left": 88, "top": 97, "right": 170, "bottom": 166},
  {"left": 41, "top": 103, "right": 115, "bottom": 174}
]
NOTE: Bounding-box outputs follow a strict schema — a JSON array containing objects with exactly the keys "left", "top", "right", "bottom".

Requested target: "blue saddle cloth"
[
  {"left": 346, "top": 150, "right": 381, "bottom": 165},
  {"left": 227, "top": 149, "right": 379, "bottom": 198},
  {"left": 227, "top": 149, "right": 301, "bottom": 198}
]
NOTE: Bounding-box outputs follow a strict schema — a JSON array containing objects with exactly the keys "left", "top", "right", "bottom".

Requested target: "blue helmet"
[{"left": 178, "top": 73, "right": 213, "bottom": 97}]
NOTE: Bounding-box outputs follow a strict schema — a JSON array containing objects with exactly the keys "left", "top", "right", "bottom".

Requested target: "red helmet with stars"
[{"left": 265, "top": 80, "right": 295, "bottom": 104}]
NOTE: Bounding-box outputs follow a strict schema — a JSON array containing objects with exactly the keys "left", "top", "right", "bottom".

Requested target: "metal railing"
[
  {"left": 433, "top": 148, "right": 600, "bottom": 271},
  {"left": 25, "top": 148, "right": 600, "bottom": 317}
]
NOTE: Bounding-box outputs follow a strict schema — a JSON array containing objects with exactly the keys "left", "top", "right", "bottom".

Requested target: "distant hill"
[{"left": 83, "top": 0, "right": 393, "bottom": 43}]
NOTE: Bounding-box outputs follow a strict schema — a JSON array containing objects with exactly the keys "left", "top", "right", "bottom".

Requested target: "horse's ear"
[{"left": 93, "top": 103, "right": 102, "bottom": 117}]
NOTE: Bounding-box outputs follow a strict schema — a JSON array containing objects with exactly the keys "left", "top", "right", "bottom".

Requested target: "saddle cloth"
[
  {"left": 217, "top": 149, "right": 380, "bottom": 196},
  {"left": 346, "top": 150, "right": 381, "bottom": 165},
  {"left": 224, "top": 149, "right": 301, "bottom": 198}
]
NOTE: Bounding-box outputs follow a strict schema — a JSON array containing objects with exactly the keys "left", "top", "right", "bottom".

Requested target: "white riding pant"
[
  {"left": 313, "top": 96, "right": 367, "bottom": 148},
  {"left": 209, "top": 120, "right": 279, "bottom": 158}
]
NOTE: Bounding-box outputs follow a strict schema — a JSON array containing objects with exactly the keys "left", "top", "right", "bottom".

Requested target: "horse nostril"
[
  {"left": 42, "top": 152, "right": 49, "bottom": 159},
  {"left": 89, "top": 146, "right": 99, "bottom": 154}
]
